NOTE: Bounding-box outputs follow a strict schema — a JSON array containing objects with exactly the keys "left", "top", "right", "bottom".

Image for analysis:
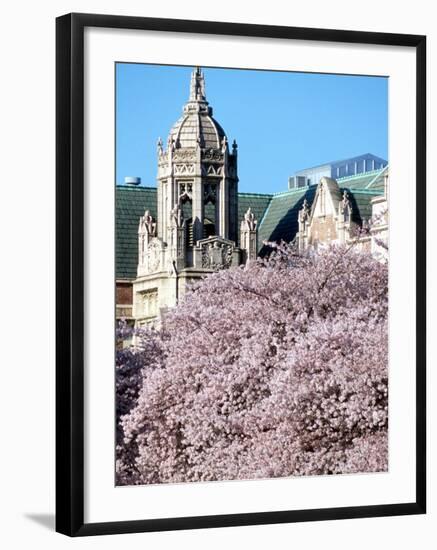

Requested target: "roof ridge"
[
  {"left": 116, "top": 184, "right": 157, "bottom": 190},
  {"left": 341, "top": 187, "right": 384, "bottom": 195},
  {"left": 365, "top": 164, "right": 389, "bottom": 189},
  {"left": 116, "top": 185, "right": 274, "bottom": 198},
  {"left": 336, "top": 168, "right": 383, "bottom": 182},
  {"left": 238, "top": 191, "right": 273, "bottom": 198},
  {"left": 272, "top": 185, "right": 317, "bottom": 197}
]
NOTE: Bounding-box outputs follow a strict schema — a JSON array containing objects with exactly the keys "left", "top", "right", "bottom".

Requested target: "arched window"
[
  {"left": 180, "top": 194, "right": 193, "bottom": 247},
  {"left": 204, "top": 184, "right": 217, "bottom": 238},
  {"left": 203, "top": 217, "right": 215, "bottom": 238}
]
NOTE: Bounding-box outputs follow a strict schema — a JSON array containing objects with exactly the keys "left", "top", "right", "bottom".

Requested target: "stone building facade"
[
  {"left": 296, "top": 168, "right": 388, "bottom": 258},
  {"left": 132, "top": 68, "right": 258, "bottom": 325}
]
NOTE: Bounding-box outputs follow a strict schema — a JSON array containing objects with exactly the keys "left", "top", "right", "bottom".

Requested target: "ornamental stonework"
[
  {"left": 174, "top": 163, "right": 195, "bottom": 175},
  {"left": 179, "top": 182, "right": 193, "bottom": 197},
  {"left": 146, "top": 239, "right": 162, "bottom": 273},
  {"left": 202, "top": 164, "right": 223, "bottom": 176},
  {"left": 201, "top": 149, "right": 224, "bottom": 162},
  {"left": 158, "top": 153, "right": 168, "bottom": 164},
  {"left": 132, "top": 67, "right": 258, "bottom": 323},
  {"left": 173, "top": 149, "right": 197, "bottom": 162},
  {"left": 201, "top": 239, "right": 234, "bottom": 270}
]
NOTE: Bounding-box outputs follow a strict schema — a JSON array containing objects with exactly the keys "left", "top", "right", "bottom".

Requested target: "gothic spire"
[{"left": 189, "top": 67, "right": 207, "bottom": 102}]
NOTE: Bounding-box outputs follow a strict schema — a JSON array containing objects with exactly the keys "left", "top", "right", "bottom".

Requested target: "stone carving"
[
  {"left": 299, "top": 199, "right": 310, "bottom": 224},
  {"left": 339, "top": 190, "right": 352, "bottom": 224},
  {"left": 173, "top": 149, "right": 197, "bottom": 162},
  {"left": 203, "top": 164, "right": 223, "bottom": 176},
  {"left": 139, "top": 210, "right": 156, "bottom": 237},
  {"left": 146, "top": 239, "right": 162, "bottom": 273},
  {"left": 240, "top": 208, "right": 258, "bottom": 262},
  {"left": 201, "top": 239, "right": 233, "bottom": 270},
  {"left": 167, "top": 136, "right": 176, "bottom": 151},
  {"left": 157, "top": 152, "right": 168, "bottom": 165},
  {"left": 170, "top": 203, "right": 184, "bottom": 228},
  {"left": 174, "top": 163, "right": 195, "bottom": 175},
  {"left": 141, "top": 289, "right": 158, "bottom": 318},
  {"left": 339, "top": 191, "right": 351, "bottom": 213},
  {"left": 221, "top": 136, "right": 228, "bottom": 153},
  {"left": 179, "top": 182, "right": 193, "bottom": 198},
  {"left": 202, "top": 149, "right": 224, "bottom": 162},
  {"left": 190, "top": 66, "right": 206, "bottom": 101},
  {"left": 241, "top": 207, "right": 257, "bottom": 231}
]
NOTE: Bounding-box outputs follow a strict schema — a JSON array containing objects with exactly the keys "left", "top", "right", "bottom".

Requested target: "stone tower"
[{"left": 133, "top": 67, "right": 258, "bottom": 325}]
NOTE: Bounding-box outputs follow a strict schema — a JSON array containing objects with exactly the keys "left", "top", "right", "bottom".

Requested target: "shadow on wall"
[{"left": 24, "top": 513, "right": 55, "bottom": 531}]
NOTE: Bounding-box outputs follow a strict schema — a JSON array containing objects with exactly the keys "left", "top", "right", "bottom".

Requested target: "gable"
[{"left": 310, "top": 177, "right": 342, "bottom": 219}]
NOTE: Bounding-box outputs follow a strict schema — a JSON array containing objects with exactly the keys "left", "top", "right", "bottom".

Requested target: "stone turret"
[
  {"left": 155, "top": 66, "right": 239, "bottom": 252},
  {"left": 133, "top": 67, "right": 257, "bottom": 325}
]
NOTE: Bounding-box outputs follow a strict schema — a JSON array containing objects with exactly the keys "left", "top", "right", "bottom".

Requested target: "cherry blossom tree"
[
  {"left": 115, "top": 321, "right": 166, "bottom": 485},
  {"left": 116, "top": 242, "right": 388, "bottom": 485}
]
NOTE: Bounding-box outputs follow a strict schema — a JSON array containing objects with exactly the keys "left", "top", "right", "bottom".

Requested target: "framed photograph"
[{"left": 56, "top": 13, "right": 426, "bottom": 536}]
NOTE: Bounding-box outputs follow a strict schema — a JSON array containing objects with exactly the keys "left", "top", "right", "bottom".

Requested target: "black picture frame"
[{"left": 56, "top": 12, "right": 426, "bottom": 537}]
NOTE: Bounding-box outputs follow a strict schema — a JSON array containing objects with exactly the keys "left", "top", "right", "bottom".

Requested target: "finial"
[
  {"left": 242, "top": 207, "right": 257, "bottom": 231},
  {"left": 299, "top": 199, "right": 310, "bottom": 223},
  {"left": 139, "top": 210, "right": 156, "bottom": 237},
  {"left": 340, "top": 190, "right": 350, "bottom": 213},
  {"left": 189, "top": 66, "right": 206, "bottom": 102},
  {"left": 157, "top": 137, "right": 163, "bottom": 156},
  {"left": 167, "top": 135, "right": 176, "bottom": 152}
]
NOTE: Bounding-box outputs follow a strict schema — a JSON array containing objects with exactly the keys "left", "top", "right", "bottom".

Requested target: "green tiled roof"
[
  {"left": 337, "top": 167, "right": 386, "bottom": 222},
  {"left": 336, "top": 166, "right": 387, "bottom": 192},
  {"left": 257, "top": 183, "right": 383, "bottom": 255},
  {"left": 258, "top": 186, "right": 317, "bottom": 254},
  {"left": 341, "top": 189, "right": 382, "bottom": 224},
  {"left": 237, "top": 192, "right": 272, "bottom": 246},
  {"left": 116, "top": 186, "right": 157, "bottom": 279},
  {"left": 237, "top": 192, "right": 272, "bottom": 222},
  {"left": 334, "top": 167, "right": 386, "bottom": 225},
  {"left": 116, "top": 186, "right": 272, "bottom": 279}
]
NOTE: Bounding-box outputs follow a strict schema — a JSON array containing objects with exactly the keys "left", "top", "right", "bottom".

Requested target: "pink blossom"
[{"left": 116, "top": 243, "right": 388, "bottom": 485}]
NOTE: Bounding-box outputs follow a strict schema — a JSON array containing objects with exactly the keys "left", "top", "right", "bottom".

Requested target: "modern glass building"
[{"left": 288, "top": 153, "right": 387, "bottom": 189}]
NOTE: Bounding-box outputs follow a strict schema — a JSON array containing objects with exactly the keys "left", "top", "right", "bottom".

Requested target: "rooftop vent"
[{"left": 124, "top": 176, "right": 141, "bottom": 186}]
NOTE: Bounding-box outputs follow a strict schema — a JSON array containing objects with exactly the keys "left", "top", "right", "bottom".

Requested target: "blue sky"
[{"left": 116, "top": 64, "right": 388, "bottom": 194}]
